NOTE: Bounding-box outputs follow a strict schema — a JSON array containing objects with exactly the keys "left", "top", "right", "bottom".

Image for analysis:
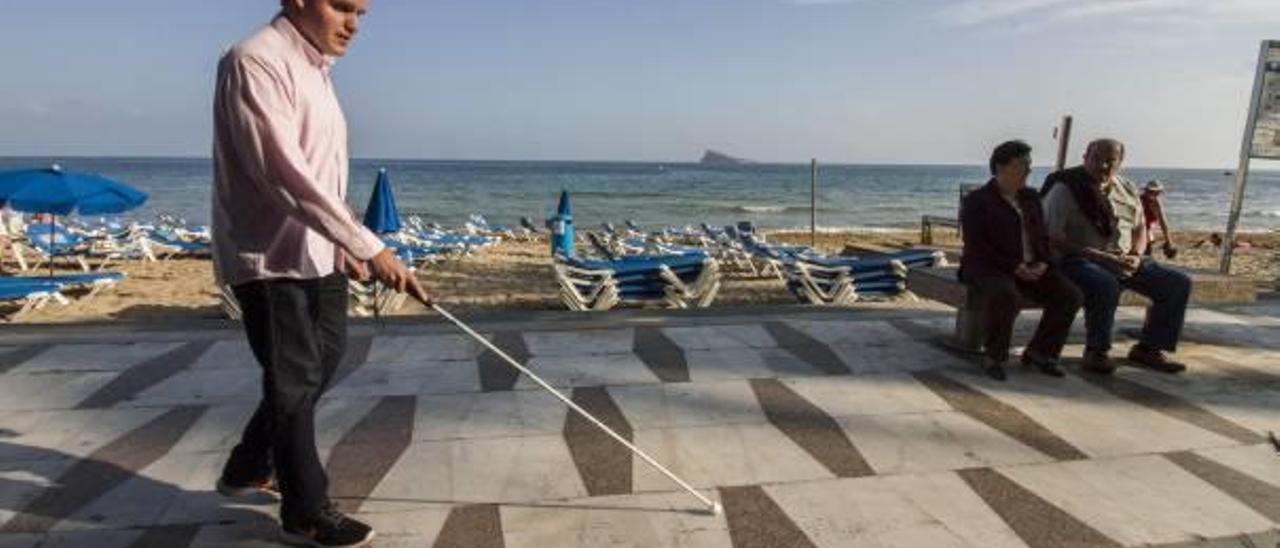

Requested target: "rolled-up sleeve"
[{"left": 219, "top": 55, "right": 384, "bottom": 261}]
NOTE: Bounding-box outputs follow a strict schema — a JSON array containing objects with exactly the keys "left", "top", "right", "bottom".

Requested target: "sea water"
[{"left": 2, "top": 157, "right": 1277, "bottom": 233}]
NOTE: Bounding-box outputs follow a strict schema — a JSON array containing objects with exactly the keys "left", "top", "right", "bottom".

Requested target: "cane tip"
[{"left": 711, "top": 502, "right": 723, "bottom": 516}]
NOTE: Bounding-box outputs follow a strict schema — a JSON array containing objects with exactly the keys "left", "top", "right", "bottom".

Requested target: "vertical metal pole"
[
  {"left": 810, "top": 159, "right": 817, "bottom": 247},
  {"left": 1221, "top": 41, "right": 1270, "bottom": 274},
  {"left": 1055, "top": 115, "right": 1074, "bottom": 172}
]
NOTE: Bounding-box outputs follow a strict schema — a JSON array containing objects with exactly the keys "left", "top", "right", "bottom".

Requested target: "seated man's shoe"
[
  {"left": 1127, "top": 344, "right": 1186, "bottom": 374},
  {"left": 980, "top": 356, "right": 1007, "bottom": 381},
  {"left": 1021, "top": 351, "right": 1065, "bottom": 378},
  {"left": 216, "top": 474, "right": 279, "bottom": 500},
  {"left": 1080, "top": 350, "right": 1116, "bottom": 375},
  {"left": 281, "top": 509, "right": 375, "bottom": 548}
]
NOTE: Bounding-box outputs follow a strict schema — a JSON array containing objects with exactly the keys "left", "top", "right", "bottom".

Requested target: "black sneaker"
[
  {"left": 281, "top": 509, "right": 375, "bottom": 548},
  {"left": 1127, "top": 345, "right": 1186, "bottom": 374},
  {"left": 980, "top": 356, "right": 1007, "bottom": 381},
  {"left": 1021, "top": 351, "right": 1065, "bottom": 378},
  {"left": 216, "top": 475, "right": 279, "bottom": 500},
  {"left": 1081, "top": 350, "right": 1116, "bottom": 375}
]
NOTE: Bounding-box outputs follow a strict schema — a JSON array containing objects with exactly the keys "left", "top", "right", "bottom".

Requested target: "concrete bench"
[{"left": 906, "top": 265, "right": 1257, "bottom": 352}]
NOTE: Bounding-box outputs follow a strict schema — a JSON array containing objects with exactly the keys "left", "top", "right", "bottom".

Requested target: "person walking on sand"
[
  {"left": 960, "top": 140, "right": 1082, "bottom": 381},
  {"left": 1041, "top": 139, "right": 1191, "bottom": 376},
  {"left": 211, "top": 1, "right": 429, "bottom": 546},
  {"left": 1140, "top": 180, "right": 1178, "bottom": 259}
]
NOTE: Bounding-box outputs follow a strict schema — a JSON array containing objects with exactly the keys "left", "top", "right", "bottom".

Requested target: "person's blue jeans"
[{"left": 1056, "top": 256, "right": 1190, "bottom": 354}]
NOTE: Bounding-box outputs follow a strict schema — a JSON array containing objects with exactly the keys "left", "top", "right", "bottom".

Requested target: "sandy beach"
[{"left": 3, "top": 229, "right": 1276, "bottom": 324}]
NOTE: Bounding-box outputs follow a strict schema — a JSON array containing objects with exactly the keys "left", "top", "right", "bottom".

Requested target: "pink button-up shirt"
[{"left": 211, "top": 15, "right": 384, "bottom": 286}]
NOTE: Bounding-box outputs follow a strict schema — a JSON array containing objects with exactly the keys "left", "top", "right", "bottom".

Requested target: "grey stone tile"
[
  {"left": 413, "top": 390, "right": 567, "bottom": 442},
  {"left": 765, "top": 473, "right": 1029, "bottom": 548},
  {"left": 523, "top": 329, "right": 635, "bottom": 357},
  {"left": 9, "top": 343, "right": 181, "bottom": 374},
  {"left": 631, "top": 424, "right": 833, "bottom": 492},
  {"left": 502, "top": 491, "right": 732, "bottom": 548},
  {"left": 840, "top": 411, "right": 1055, "bottom": 475},
  {"left": 1000, "top": 455, "right": 1276, "bottom": 546}
]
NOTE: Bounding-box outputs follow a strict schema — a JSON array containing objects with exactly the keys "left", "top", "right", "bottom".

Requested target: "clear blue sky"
[{"left": 1, "top": 0, "right": 1277, "bottom": 168}]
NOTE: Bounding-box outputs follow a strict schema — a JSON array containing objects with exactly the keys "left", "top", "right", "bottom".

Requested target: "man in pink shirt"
[{"left": 211, "top": 1, "right": 425, "bottom": 546}]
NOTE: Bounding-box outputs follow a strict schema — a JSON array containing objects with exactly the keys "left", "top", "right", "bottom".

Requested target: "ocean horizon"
[{"left": 2, "top": 156, "right": 1278, "bottom": 233}]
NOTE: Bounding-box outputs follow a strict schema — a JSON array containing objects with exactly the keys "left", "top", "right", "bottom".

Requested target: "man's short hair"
[
  {"left": 989, "top": 140, "right": 1032, "bottom": 175},
  {"left": 1086, "top": 138, "right": 1126, "bottom": 158}
]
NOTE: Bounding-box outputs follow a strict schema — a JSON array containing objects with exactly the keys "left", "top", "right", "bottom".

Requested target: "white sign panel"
[{"left": 1251, "top": 41, "right": 1280, "bottom": 159}]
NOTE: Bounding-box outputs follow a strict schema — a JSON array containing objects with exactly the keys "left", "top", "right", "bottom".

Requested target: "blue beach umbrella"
[
  {"left": 0, "top": 164, "right": 147, "bottom": 215},
  {"left": 363, "top": 168, "right": 401, "bottom": 235},
  {"left": 549, "top": 189, "right": 574, "bottom": 257},
  {"left": 0, "top": 164, "right": 148, "bottom": 274}
]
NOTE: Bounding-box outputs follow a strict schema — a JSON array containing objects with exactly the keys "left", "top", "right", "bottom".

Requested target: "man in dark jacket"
[{"left": 960, "top": 141, "right": 1083, "bottom": 381}]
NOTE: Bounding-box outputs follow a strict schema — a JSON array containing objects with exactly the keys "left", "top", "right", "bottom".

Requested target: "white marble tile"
[
  {"left": 9, "top": 343, "right": 181, "bottom": 374},
  {"left": 682, "top": 348, "right": 778, "bottom": 382},
  {"left": 187, "top": 518, "right": 284, "bottom": 548},
  {"left": 1194, "top": 444, "right": 1280, "bottom": 489},
  {"left": 55, "top": 451, "right": 227, "bottom": 531},
  {"left": 125, "top": 368, "right": 261, "bottom": 407},
  {"left": 523, "top": 329, "right": 635, "bottom": 357},
  {"left": 25, "top": 529, "right": 141, "bottom": 548},
  {"left": 609, "top": 381, "right": 766, "bottom": 431},
  {"left": 516, "top": 355, "right": 659, "bottom": 390},
  {"left": 353, "top": 506, "right": 452, "bottom": 545},
  {"left": 365, "top": 334, "right": 483, "bottom": 365},
  {"left": 315, "top": 397, "right": 384, "bottom": 460},
  {"left": 327, "top": 358, "right": 481, "bottom": 397},
  {"left": 660, "top": 325, "right": 775, "bottom": 351},
  {"left": 0, "top": 459, "right": 76, "bottom": 530},
  {"left": 187, "top": 340, "right": 256, "bottom": 371},
  {"left": 0, "top": 533, "right": 39, "bottom": 548},
  {"left": 362, "top": 435, "right": 587, "bottom": 510},
  {"left": 154, "top": 450, "right": 276, "bottom": 527},
  {"left": 757, "top": 347, "right": 831, "bottom": 378},
  {"left": 168, "top": 403, "right": 258, "bottom": 455},
  {"left": 782, "top": 374, "right": 951, "bottom": 418},
  {"left": 949, "top": 371, "right": 1239, "bottom": 457},
  {"left": 840, "top": 412, "right": 1053, "bottom": 475},
  {"left": 413, "top": 390, "right": 568, "bottom": 441},
  {"left": 765, "top": 473, "right": 1028, "bottom": 548},
  {"left": 0, "top": 372, "right": 118, "bottom": 411},
  {"left": 1001, "top": 455, "right": 1276, "bottom": 546},
  {"left": 785, "top": 320, "right": 964, "bottom": 374},
  {"left": 502, "top": 491, "right": 732, "bottom": 548},
  {"left": 631, "top": 424, "right": 832, "bottom": 492},
  {"left": 0, "top": 407, "right": 167, "bottom": 462}
]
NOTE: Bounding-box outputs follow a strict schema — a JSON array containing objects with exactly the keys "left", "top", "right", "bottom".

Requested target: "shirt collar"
[{"left": 271, "top": 14, "right": 334, "bottom": 71}]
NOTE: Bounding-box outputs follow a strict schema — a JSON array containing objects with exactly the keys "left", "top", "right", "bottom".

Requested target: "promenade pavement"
[{"left": 0, "top": 302, "right": 1277, "bottom": 547}]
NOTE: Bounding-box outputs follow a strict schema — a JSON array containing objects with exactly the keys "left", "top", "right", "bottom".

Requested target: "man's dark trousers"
[
  {"left": 224, "top": 273, "right": 348, "bottom": 524},
  {"left": 1057, "top": 256, "right": 1190, "bottom": 354},
  {"left": 967, "top": 269, "right": 1082, "bottom": 362}
]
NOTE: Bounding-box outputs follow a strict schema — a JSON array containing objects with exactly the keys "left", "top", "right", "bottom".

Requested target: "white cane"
[{"left": 412, "top": 291, "right": 721, "bottom": 515}]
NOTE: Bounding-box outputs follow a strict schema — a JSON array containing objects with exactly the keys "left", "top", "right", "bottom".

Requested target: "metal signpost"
[{"left": 1221, "top": 40, "right": 1280, "bottom": 273}]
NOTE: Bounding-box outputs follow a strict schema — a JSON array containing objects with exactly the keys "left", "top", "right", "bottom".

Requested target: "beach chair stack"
[
  {"left": 783, "top": 249, "right": 946, "bottom": 306},
  {"left": 552, "top": 251, "right": 721, "bottom": 311},
  {"left": 0, "top": 271, "right": 128, "bottom": 321}
]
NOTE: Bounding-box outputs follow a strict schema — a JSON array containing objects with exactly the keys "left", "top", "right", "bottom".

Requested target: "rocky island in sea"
[{"left": 699, "top": 149, "right": 752, "bottom": 166}]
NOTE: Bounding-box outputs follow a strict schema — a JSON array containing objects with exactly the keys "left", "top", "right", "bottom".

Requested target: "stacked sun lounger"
[
  {"left": 0, "top": 271, "right": 127, "bottom": 321},
  {"left": 782, "top": 248, "right": 946, "bottom": 305},
  {"left": 552, "top": 251, "right": 721, "bottom": 311}
]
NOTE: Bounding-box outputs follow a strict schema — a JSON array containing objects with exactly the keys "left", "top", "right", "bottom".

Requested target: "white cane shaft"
[{"left": 430, "top": 304, "right": 716, "bottom": 509}]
